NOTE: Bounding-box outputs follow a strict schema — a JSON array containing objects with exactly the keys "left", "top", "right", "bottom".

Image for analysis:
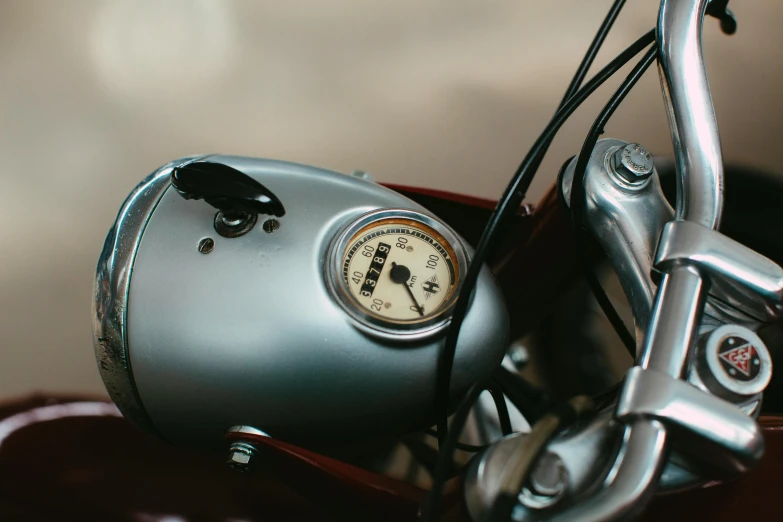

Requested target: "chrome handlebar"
[
  {"left": 552, "top": 1, "right": 730, "bottom": 519},
  {"left": 467, "top": 1, "right": 778, "bottom": 520},
  {"left": 551, "top": 1, "right": 753, "bottom": 519},
  {"left": 659, "top": 0, "right": 724, "bottom": 230}
]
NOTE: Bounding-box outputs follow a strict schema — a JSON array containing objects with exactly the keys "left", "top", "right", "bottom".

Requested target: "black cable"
[
  {"left": 525, "top": 0, "right": 628, "bottom": 205},
  {"left": 558, "top": 0, "right": 628, "bottom": 109},
  {"left": 585, "top": 257, "right": 637, "bottom": 355},
  {"left": 568, "top": 45, "right": 659, "bottom": 358},
  {"left": 487, "top": 379, "right": 513, "bottom": 436},
  {"left": 555, "top": 159, "right": 637, "bottom": 357},
  {"left": 421, "top": 381, "right": 488, "bottom": 522},
  {"left": 494, "top": 366, "right": 550, "bottom": 424},
  {"left": 434, "top": 28, "right": 656, "bottom": 442},
  {"left": 537, "top": 0, "right": 628, "bottom": 219},
  {"left": 423, "top": 30, "right": 656, "bottom": 522},
  {"left": 421, "top": 378, "right": 512, "bottom": 454},
  {"left": 401, "top": 438, "right": 440, "bottom": 477},
  {"left": 424, "top": 429, "right": 488, "bottom": 453}
]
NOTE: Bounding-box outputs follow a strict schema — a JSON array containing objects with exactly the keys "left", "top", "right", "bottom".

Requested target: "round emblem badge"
[
  {"left": 717, "top": 335, "right": 761, "bottom": 381},
  {"left": 703, "top": 325, "right": 772, "bottom": 397}
]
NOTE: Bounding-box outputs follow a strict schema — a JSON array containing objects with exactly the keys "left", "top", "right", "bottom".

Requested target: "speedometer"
[{"left": 327, "top": 208, "right": 469, "bottom": 338}]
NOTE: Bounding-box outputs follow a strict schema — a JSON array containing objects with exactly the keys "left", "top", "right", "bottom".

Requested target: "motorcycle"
[{"left": 3, "top": 0, "right": 782, "bottom": 520}]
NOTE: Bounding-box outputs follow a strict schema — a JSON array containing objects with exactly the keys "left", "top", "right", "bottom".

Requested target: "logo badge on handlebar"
[{"left": 718, "top": 336, "right": 761, "bottom": 381}]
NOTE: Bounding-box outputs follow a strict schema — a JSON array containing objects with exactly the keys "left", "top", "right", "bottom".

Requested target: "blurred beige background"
[{"left": 1, "top": 1, "right": 781, "bottom": 398}]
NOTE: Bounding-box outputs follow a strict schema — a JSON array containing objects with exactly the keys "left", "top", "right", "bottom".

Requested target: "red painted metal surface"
[
  {"left": 1, "top": 395, "right": 782, "bottom": 521},
  {"left": 382, "top": 183, "right": 500, "bottom": 211},
  {"left": 492, "top": 185, "right": 582, "bottom": 338},
  {"left": 641, "top": 415, "right": 783, "bottom": 521},
  {"left": 385, "top": 183, "right": 576, "bottom": 335},
  {"left": 0, "top": 395, "right": 326, "bottom": 521}
]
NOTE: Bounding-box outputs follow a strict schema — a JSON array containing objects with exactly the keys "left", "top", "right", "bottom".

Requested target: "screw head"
[
  {"left": 226, "top": 442, "right": 258, "bottom": 473},
  {"left": 262, "top": 218, "right": 280, "bottom": 234},
  {"left": 198, "top": 237, "right": 215, "bottom": 254},
  {"left": 611, "top": 143, "right": 654, "bottom": 185}
]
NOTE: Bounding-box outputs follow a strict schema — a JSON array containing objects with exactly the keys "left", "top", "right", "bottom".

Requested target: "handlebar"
[
  {"left": 658, "top": 0, "right": 724, "bottom": 230},
  {"left": 545, "top": 1, "right": 725, "bottom": 519}
]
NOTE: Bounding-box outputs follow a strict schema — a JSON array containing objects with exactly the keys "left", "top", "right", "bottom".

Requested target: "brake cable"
[
  {"left": 432, "top": 26, "right": 656, "bottom": 444},
  {"left": 423, "top": 27, "right": 656, "bottom": 522},
  {"left": 479, "top": 43, "right": 662, "bottom": 522}
]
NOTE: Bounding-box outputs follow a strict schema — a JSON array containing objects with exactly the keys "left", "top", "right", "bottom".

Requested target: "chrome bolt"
[
  {"left": 519, "top": 452, "right": 568, "bottom": 510},
  {"left": 529, "top": 452, "right": 568, "bottom": 497},
  {"left": 226, "top": 441, "right": 258, "bottom": 473},
  {"left": 611, "top": 143, "right": 654, "bottom": 185},
  {"left": 198, "top": 237, "right": 215, "bottom": 254},
  {"left": 509, "top": 343, "right": 529, "bottom": 370},
  {"left": 214, "top": 210, "right": 258, "bottom": 238},
  {"left": 221, "top": 213, "right": 246, "bottom": 227}
]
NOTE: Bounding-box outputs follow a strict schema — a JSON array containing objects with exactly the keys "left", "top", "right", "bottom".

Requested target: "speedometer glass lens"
[{"left": 328, "top": 209, "right": 468, "bottom": 337}]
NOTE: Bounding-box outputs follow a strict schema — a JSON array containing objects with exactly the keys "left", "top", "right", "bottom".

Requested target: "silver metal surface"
[
  {"left": 639, "top": 265, "right": 706, "bottom": 378},
  {"left": 326, "top": 208, "right": 470, "bottom": 339},
  {"left": 616, "top": 367, "right": 764, "bottom": 474},
  {"left": 227, "top": 425, "right": 271, "bottom": 437},
  {"left": 529, "top": 452, "right": 568, "bottom": 497},
  {"left": 121, "top": 155, "right": 508, "bottom": 449},
  {"left": 508, "top": 342, "right": 529, "bottom": 370},
  {"left": 656, "top": 220, "right": 783, "bottom": 322},
  {"left": 561, "top": 139, "right": 674, "bottom": 350},
  {"left": 658, "top": 0, "right": 724, "bottom": 229},
  {"left": 578, "top": 263, "right": 709, "bottom": 520},
  {"left": 351, "top": 170, "right": 374, "bottom": 182},
  {"left": 547, "top": 420, "right": 668, "bottom": 522},
  {"left": 464, "top": 411, "right": 620, "bottom": 521},
  {"left": 92, "top": 155, "right": 206, "bottom": 436},
  {"left": 697, "top": 324, "right": 772, "bottom": 399},
  {"left": 519, "top": 454, "right": 569, "bottom": 510},
  {"left": 463, "top": 410, "right": 704, "bottom": 520},
  {"left": 226, "top": 441, "right": 258, "bottom": 473},
  {"left": 539, "top": 3, "right": 733, "bottom": 517},
  {"left": 610, "top": 143, "right": 654, "bottom": 185}
]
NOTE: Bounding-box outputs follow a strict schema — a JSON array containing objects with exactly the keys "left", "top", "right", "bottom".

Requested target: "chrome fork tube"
[{"left": 639, "top": 265, "right": 706, "bottom": 376}]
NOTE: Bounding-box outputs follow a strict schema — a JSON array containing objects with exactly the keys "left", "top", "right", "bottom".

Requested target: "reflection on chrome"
[{"left": 0, "top": 402, "right": 121, "bottom": 449}]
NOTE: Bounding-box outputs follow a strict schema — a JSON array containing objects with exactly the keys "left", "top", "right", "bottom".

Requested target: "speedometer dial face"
[
  {"left": 328, "top": 209, "right": 468, "bottom": 338},
  {"left": 343, "top": 220, "right": 456, "bottom": 321}
]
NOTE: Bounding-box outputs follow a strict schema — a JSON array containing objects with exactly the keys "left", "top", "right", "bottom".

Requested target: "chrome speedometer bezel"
[{"left": 326, "top": 208, "right": 469, "bottom": 340}]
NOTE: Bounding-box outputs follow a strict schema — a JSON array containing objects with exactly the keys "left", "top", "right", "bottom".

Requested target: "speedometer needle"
[{"left": 390, "top": 262, "right": 424, "bottom": 316}]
